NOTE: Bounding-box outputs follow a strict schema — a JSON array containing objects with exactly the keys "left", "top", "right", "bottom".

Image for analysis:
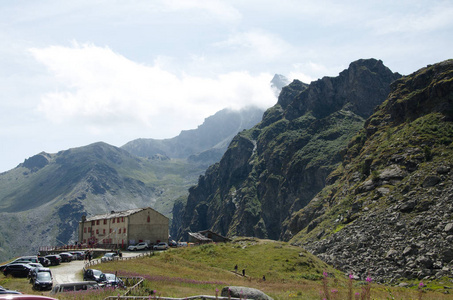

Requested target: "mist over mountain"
[{"left": 121, "top": 106, "right": 265, "bottom": 167}]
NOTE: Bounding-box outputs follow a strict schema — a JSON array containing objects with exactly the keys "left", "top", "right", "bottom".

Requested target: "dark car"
[
  {"left": 83, "top": 269, "right": 103, "bottom": 282},
  {"left": 29, "top": 267, "right": 52, "bottom": 282},
  {"left": 44, "top": 255, "right": 61, "bottom": 266},
  {"left": 99, "top": 273, "right": 124, "bottom": 288},
  {"left": 0, "top": 285, "right": 21, "bottom": 294},
  {"left": 3, "top": 264, "right": 34, "bottom": 277},
  {"left": 32, "top": 271, "right": 53, "bottom": 291},
  {"left": 38, "top": 257, "right": 50, "bottom": 267},
  {"left": 0, "top": 256, "right": 38, "bottom": 272},
  {"left": 59, "top": 253, "right": 73, "bottom": 263}
]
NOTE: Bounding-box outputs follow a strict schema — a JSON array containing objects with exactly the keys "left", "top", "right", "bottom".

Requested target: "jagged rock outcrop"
[
  {"left": 173, "top": 59, "right": 401, "bottom": 241},
  {"left": 287, "top": 59, "right": 453, "bottom": 282}
]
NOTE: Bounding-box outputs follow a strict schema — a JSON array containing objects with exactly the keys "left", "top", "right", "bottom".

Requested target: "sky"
[{"left": 0, "top": 0, "right": 452, "bottom": 172}]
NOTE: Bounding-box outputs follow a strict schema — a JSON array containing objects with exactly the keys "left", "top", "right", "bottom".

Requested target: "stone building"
[
  {"left": 78, "top": 207, "right": 169, "bottom": 248},
  {"left": 188, "top": 230, "right": 230, "bottom": 244}
]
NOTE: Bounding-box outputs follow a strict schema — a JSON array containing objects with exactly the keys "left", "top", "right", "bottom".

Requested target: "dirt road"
[{"left": 51, "top": 251, "right": 146, "bottom": 284}]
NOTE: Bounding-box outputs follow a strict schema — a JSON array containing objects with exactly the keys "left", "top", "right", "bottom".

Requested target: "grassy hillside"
[{"left": 1, "top": 239, "right": 451, "bottom": 299}]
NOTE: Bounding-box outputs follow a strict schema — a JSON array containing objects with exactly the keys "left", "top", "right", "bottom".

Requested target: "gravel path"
[{"left": 51, "top": 251, "right": 147, "bottom": 284}]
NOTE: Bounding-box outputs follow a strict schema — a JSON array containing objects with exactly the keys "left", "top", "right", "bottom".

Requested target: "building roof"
[
  {"left": 199, "top": 230, "right": 230, "bottom": 241},
  {"left": 188, "top": 232, "right": 213, "bottom": 242},
  {"left": 82, "top": 207, "right": 156, "bottom": 222}
]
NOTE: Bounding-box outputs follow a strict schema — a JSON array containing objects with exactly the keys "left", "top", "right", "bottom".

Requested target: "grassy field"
[{"left": 1, "top": 238, "right": 452, "bottom": 299}]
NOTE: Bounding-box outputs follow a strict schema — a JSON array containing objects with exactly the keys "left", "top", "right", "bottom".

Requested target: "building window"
[
  {"left": 84, "top": 227, "right": 87, "bottom": 233},
  {"left": 104, "top": 219, "right": 107, "bottom": 225},
  {"left": 124, "top": 228, "right": 127, "bottom": 234},
  {"left": 147, "top": 215, "right": 150, "bottom": 223},
  {"left": 91, "top": 221, "right": 95, "bottom": 226},
  {"left": 113, "top": 218, "right": 115, "bottom": 223},
  {"left": 117, "top": 217, "right": 120, "bottom": 223},
  {"left": 110, "top": 229, "right": 112, "bottom": 233},
  {"left": 119, "top": 229, "right": 122, "bottom": 234},
  {"left": 96, "top": 220, "right": 100, "bottom": 225},
  {"left": 88, "top": 227, "right": 91, "bottom": 232},
  {"left": 103, "top": 229, "right": 106, "bottom": 234},
  {"left": 122, "top": 217, "right": 124, "bottom": 222},
  {"left": 96, "top": 229, "right": 99, "bottom": 234}
]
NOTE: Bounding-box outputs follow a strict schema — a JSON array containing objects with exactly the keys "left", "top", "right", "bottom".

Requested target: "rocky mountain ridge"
[
  {"left": 287, "top": 59, "right": 453, "bottom": 282},
  {"left": 121, "top": 106, "right": 265, "bottom": 167},
  {"left": 172, "top": 59, "right": 401, "bottom": 241}
]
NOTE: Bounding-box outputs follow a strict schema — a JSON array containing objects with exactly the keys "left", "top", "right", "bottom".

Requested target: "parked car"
[
  {"left": 83, "top": 269, "right": 103, "bottom": 282},
  {"left": 29, "top": 267, "right": 52, "bottom": 282},
  {"left": 0, "top": 285, "right": 21, "bottom": 294},
  {"left": 70, "top": 251, "right": 85, "bottom": 260},
  {"left": 99, "top": 273, "right": 124, "bottom": 288},
  {"left": 3, "top": 264, "right": 34, "bottom": 277},
  {"left": 37, "top": 257, "right": 50, "bottom": 267},
  {"left": 101, "top": 252, "right": 118, "bottom": 262},
  {"left": 0, "top": 256, "right": 39, "bottom": 272},
  {"left": 127, "top": 242, "right": 149, "bottom": 251},
  {"left": 153, "top": 242, "right": 169, "bottom": 250},
  {"left": 27, "top": 263, "right": 43, "bottom": 269},
  {"left": 44, "top": 255, "right": 61, "bottom": 266},
  {"left": 50, "top": 281, "right": 99, "bottom": 295},
  {"left": 59, "top": 253, "right": 73, "bottom": 262},
  {"left": 0, "top": 295, "right": 58, "bottom": 300},
  {"left": 26, "top": 263, "right": 44, "bottom": 278},
  {"left": 32, "top": 271, "right": 53, "bottom": 291}
]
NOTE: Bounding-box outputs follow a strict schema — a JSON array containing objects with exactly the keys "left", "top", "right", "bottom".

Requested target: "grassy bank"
[{"left": 1, "top": 238, "right": 452, "bottom": 299}]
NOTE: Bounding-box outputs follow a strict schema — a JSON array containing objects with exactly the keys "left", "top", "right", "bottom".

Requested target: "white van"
[{"left": 50, "top": 281, "right": 99, "bottom": 295}]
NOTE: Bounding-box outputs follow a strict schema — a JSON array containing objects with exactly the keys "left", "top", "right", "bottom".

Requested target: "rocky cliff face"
[
  {"left": 173, "top": 59, "right": 401, "bottom": 241},
  {"left": 287, "top": 60, "right": 453, "bottom": 282}
]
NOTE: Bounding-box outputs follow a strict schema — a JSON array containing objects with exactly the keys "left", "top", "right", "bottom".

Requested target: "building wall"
[
  {"left": 78, "top": 215, "right": 129, "bottom": 247},
  {"left": 78, "top": 208, "right": 169, "bottom": 247},
  {"left": 128, "top": 209, "right": 169, "bottom": 245}
]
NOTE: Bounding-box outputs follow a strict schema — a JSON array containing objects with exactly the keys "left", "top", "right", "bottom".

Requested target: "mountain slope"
[
  {"left": 0, "top": 142, "right": 205, "bottom": 262},
  {"left": 173, "top": 59, "right": 401, "bottom": 241},
  {"left": 121, "top": 107, "right": 265, "bottom": 166},
  {"left": 286, "top": 59, "right": 453, "bottom": 282}
]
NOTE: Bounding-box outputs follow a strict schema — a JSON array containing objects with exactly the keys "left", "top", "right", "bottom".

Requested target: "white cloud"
[
  {"left": 215, "top": 30, "right": 292, "bottom": 60},
  {"left": 29, "top": 42, "right": 276, "bottom": 138},
  {"left": 367, "top": 2, "right": 453, "bottom": 35},
  {"left": 160, "top": 0, "right": 242, "bottom": 22}
]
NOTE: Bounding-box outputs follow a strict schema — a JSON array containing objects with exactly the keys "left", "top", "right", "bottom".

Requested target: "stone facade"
[{"left": 78, "top": 207, "right": 168, "bottom": 248}]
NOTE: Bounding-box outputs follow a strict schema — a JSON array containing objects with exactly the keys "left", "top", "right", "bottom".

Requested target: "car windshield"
[
  {"left": 105, "top": 253, "right": 114, "bottom": 257},
  {"left": 37, "top": 272, "right": 52, "bottom": 281},
  {"left": 92, "top": 269, "right": 103, "bottom": 276},
  {"left": 104, "top": 274, "right": 117, "bottom": 280}
]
